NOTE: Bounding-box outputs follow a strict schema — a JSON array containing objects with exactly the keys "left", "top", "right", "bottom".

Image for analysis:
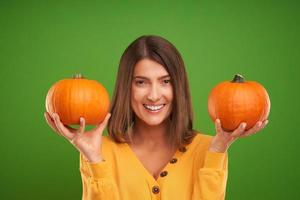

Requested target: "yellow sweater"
[{"left": 79, "top": 133, "right": 228, "bottom": 200}]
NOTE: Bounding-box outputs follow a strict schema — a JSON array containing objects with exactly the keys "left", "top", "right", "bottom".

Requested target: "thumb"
[{"left": 94, "top": 113, "right": 111, "bottom": 134}]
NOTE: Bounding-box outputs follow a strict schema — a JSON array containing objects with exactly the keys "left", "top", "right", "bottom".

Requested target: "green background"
[{"left": 1, "top": 0, "right": 299, "bottom": 199}]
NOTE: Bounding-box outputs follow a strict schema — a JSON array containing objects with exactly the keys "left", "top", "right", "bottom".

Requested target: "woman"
[{"left": 44, "top": 35, "right": 268, "bottom": 200}]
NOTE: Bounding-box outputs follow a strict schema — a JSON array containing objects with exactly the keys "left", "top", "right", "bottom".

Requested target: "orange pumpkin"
[
  {"left": 208, "top": 74, "right": 270, "bottom": 131},
  {"left": 45, "top": 74, "right": 110, "bottom": 125}
]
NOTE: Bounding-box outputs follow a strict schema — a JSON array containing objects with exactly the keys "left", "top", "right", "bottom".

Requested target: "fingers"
[
  {"left": 44, "top": 112, "right": 61, "bottom": 135},
  {"left": 94, "top": 113, "right": 111, "bottom": 134},
  {"left": 52, "top": 113, "right": 75, "bottom": 140},
  {"left": 241, "top": 120, "right": 269, "bottom": 138},
  {"left": 69, "top": 117, "right": 86, "bottom": 144},
  {"left": 69, "top": 117, "right": 85, "bottom": 146},
  {"left": 78, "top": 117, "right": 86, "bottom": 135},
  {"left": 214, "top": 119, "right": 223, "bottom": 134},
  {"left": 231, "top": 122, "right": 247, "bottom": 137},
  {"left": 261, "top": 119, "right": 269, "bottom": 129},
  {"left": 240, "top": 121, "right": 262, "bottom": 137}
]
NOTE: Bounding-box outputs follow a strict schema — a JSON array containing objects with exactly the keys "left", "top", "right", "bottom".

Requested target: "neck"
[{"left": 131, "top": 118, "right": 170, "bottom": 151}]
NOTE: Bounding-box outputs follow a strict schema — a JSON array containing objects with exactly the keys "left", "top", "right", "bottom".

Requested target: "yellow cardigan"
[{"left": 79, "top": 133, "right": 228, "bottom": 200}]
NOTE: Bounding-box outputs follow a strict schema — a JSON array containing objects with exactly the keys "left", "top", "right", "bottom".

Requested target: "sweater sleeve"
[
  {"left": 79, "top": 153, "right": 120, "bottom": 200},
  {"left": 192, "top": 151, "right": 228, "bottom": 200}
]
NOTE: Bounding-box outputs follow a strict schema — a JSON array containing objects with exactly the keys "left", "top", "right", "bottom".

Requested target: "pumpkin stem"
[
  {"left": 73, "top": 74, "right": 85, "bottom": 79},
  {"left": 231, "top": 74, "right": 245, "bottom": 83}
]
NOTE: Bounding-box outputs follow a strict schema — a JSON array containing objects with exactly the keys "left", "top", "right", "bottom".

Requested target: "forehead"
[{"left": 133, "top": 59, "right": 169, "bottom": 77}]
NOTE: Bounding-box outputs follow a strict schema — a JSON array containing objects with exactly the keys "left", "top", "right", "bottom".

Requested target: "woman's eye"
[
  {"left": 136, "top": 80, "right": 145, "bottom": 85},
  {"left": 163, "top": 79, "right": 171, "bottom": 84}
]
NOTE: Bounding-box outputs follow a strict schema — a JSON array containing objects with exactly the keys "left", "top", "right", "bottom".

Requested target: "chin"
[
  {"left": 139, "top": 114, "right": 170, "bottom": 127},
  {"left": 143, "top": 119, "right": 165, "bottom": 126}
]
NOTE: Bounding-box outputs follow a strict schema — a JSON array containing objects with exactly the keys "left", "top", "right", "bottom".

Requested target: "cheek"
[
  {"left": 165, "top": 87, "right": 173, "bottom": 102},
  {"left": 131, "top": 87, "right": 144, "bottom": 109},
  {"left": 131, "top": 87, "right": 140, "bottom": 101},
  {"left": 165, "top": 88, "right": 173, "bottom": 114}
]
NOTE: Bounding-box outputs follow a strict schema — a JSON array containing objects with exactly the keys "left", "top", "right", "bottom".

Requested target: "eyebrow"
[{"left": 133, "top": 75, "right": 170, "bottom": 80}]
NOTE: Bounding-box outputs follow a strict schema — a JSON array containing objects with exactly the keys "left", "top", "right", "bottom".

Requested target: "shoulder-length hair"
[{"left": 107, "top": 35, "right": 197, "bottom": 149}]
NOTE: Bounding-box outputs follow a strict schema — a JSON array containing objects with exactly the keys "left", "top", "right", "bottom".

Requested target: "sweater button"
[
  {"left": 170, "top": 158, "right": 178, "bottom": 164},
  {"left": 152, "top": 186, "right": 160, "bottom": 194},
  {"left": 160, "top": 171, "right": 168, "bottom": 177}
]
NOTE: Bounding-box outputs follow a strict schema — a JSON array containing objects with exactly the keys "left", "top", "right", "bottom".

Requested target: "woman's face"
[{"left": 131, "top": 59, "right": 173, "bottom": 127}]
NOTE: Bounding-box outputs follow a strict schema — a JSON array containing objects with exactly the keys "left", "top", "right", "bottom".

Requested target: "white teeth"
[{"left": 144, "top": 104, "right": 165, "bottom": 111}]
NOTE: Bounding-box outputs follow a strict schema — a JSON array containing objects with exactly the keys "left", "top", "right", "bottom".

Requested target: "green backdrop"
[{"left": 1, "top": 0, "right": 299, "bottom": 199}]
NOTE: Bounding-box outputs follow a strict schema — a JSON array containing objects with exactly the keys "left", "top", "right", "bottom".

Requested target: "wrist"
[
  {"left": 209, "top": 146, "right": 227, "bottom": 153},
  {"left": 209, "top": 136, "right": 230, "bottom": 153},
  {"left": 85, "top": 153, "right": 104, "bottom": 163},
  {"left": 88, "top": 156, "right": 105, "bottom": 163}
]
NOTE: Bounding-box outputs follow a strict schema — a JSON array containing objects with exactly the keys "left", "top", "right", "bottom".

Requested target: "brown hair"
[{"left": 107, "top": 35, "right": 197, "bottom": 149}]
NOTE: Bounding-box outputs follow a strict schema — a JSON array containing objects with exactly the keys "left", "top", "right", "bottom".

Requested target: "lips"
[{"left": 143, "top": 104, "right": 166, "bottom": 111}]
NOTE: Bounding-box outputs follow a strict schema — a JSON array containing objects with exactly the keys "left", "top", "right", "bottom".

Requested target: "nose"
[{"left": 147, "top": 84, "right": 161, "bottom": 102}]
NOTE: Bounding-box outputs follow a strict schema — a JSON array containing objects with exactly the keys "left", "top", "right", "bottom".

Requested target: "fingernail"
[
  {"left": 242, "top": 123, "right": 246, "bottom": 128},
  {"left": 258, "top": 121, "right": 262, "bottom": 127},
  {"left": 80, "top": 117, "right": 84, "bottom": 122}
]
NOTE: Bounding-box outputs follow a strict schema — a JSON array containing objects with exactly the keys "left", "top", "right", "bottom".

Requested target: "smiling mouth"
[{"left": 143, "top": 104, "right": 166, "bottom": 111}]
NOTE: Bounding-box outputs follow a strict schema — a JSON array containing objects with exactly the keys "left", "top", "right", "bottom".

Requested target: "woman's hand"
[
  {"left": 44, "top": 112, "right": 111, "bottom": 163},
  {"left": 209, "top": 119, "right": 269, "bottom": 153}
]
